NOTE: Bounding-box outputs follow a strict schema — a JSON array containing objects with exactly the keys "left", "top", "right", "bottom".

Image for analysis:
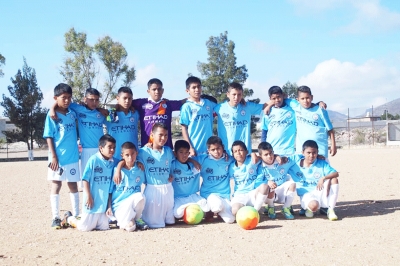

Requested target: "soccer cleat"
[
  {"left": 51, "top": 218, "right": 62, "bottom": 229},
  {"left": 289, "top": 206, "right": 295, "bottom": 215},
  {"left": 263, "top": 207, "right": 276, "bottom": 219},
  {"left": 299, "top": 208, "right": 306, "bottom": 216},
  {"left": 319, "top": 207, "right": 328, "bottom": 215},
  {"left": 327, "top": 209, "right": 338, "bottom": 221},
  {"left": 61, "top": 211, "right": 73, "bottom": 228},
  {"left": 305, "top": 209, "right": 314, "bottom": 218},
  {"left": 282, "top": 207, "right": 294, "bottom": 220},
  {"left": 135, "top": 218, "right": 149, "bottom": 230}
]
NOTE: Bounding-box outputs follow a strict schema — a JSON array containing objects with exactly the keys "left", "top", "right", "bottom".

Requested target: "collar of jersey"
[
  {"left": 187, "top": 98, "right": 204, "bottom": 105},
  {"left": 148, "top": 98, "right": 163, "bottom": 104},
  {"left": 96, "top": 152, "right": 114, "bottom": 163}
]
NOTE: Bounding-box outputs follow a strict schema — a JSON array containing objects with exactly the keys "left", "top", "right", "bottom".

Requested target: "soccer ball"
[
  {"left": 236, "top": 206, "right": 260, "bottom": 230},
  {"left": 183, "top": 204, "right": 204, "bottom": 225}
]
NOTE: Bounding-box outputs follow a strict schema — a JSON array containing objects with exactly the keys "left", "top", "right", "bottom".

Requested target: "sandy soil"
[{"left": 0, "top": 147, "right": 399, "bottom": 265}]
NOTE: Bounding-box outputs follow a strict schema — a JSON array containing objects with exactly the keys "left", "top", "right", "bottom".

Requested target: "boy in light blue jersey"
[
  {"left": 214, "top": 82, "right": 267, "bottom": 155},
  {"left": 50, "top": 88, "right": 106, "bottom": 185},
  {"left": 64, "top": 134, "right": 117, "bottom": 231},
  {"left": 111, "top": 142, "right": 148, "bottom": 232},
  {"left": 138, "top": 123, "right": 175, "bottom": 228},
  {"left": 256, "top": 142, "right": 296, "bottom": 220},
  {"left": 198, "top": 136, "right": 235, "bottom": 223},
  {"left": 105, "top": 87, "right": 139, "bottom": 160},
  {"left": 43, "top": 83, "right": 80, "bottom": 229},
  {"left": 261, "top": 86, "right": 296, "bottom": 156},
  {"left": 288, "top": 140, "right": 339, "bottom": 221},
  {"left": 180, "top": 76, "right": 217, "bottom": 156},
  {"left": 285, "top": 86, "right": 336, "bottom": 159},
  {"left": 229, "top": 141, "right": 268, "bottom": 216},
  {"left": 171, "top": 140, "right": 209, "bottom": 220}
]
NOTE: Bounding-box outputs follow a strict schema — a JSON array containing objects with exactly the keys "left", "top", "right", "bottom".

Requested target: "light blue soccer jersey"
[
  {"left": 82, "top": 152, "right": 116, "bottom": 214},
  {"left": 171, "top": 160, "right": 200, "bottom": 198},
  {"left": 69, "top": 103, "right": 105, "bottom": 148},
  {"left": 138, "top": 146, "right": 174, "bottom": 185},
  {"left": 43, "top": 109, "right": 79, "bottom": 166},
  {"left": 198, "top": 154, "right": 234, "bottom": 199},
  {"left": 288, "top": 155, "right": 337, "bottom": 196},
  {"left": 105, "top": 110, "right": 139, "bottom": 160},
  {"left": 261, "top": 104, "right": 296, "bottom": 155},
  {"left": 179, "top": 99, "right": 217, "bottom": 154},
  {"left": 214, "top": 101, "right": 263, "bottom": 155},
  {"left": 286, "top": 99, "right": 333, "bottom": 157},
  {"left": 229, "top": 156, "right": 260, "bottom": 195},
  {"left": 111, "top": 164, "right": 145, "bottom": 212},
  {"left": 255, "top": 158, "right": 296, "bottom": 188}
]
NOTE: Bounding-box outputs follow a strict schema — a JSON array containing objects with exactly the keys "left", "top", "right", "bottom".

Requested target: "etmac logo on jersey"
[
  {"left": 173, "top": 169, "right": 181, "bottom": 175},
  {"left": 94, "top": 166, "right": 103, "bottom": 173},
  {"left": 146, "top": 157, "right": 155, "bottom": 164},
  {"left": 206, "top": 168, "right": 213, "bottom": 174}
]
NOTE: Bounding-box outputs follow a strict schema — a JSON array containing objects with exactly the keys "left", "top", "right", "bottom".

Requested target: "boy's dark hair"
[
  {"left": 85, "top": 88, "right": 100, "bottom": 97},
  {"left": 152, "top": 122, "right": 168, "bottom": 133},
  {"left": 302, "top": 140, "right": 318, "bottom": 151},
  {"left": 268, "top": 86, "right": 283, "bottom": 97},
  {"left": 186, "top": 76, "right": 201, "bottom": 89},
  {"left": 99, "top": 134, "right": 116, "bottom": 147},
  {"left": 228, "top": 82, "right": 243, "bottom": 92},
  {"left": 174, "top": 140, "right": 190, "bottom": 152},
  {"left": 231, "top": 140, "right": 247, "bottom": 153},
  {"left": 206, "top": 136, "right": 224, "bottom": 148},
  {"left": 258, "top": 142, "right": 274, "bottom": 153},
  {"left": 118, "top": 86, "right": 133, "bottom": 95},
  {"left": 121, "top": 141, "right": 137, "bottom": 152},
  {"left": 54, "top": 83, "right": 72, "bottom": 96},
  {"left": 147, "top": 78, "right": 163, "bottom": 88},
  {"left": 297, "top": 85, "right": 312, "bottom": 96}
]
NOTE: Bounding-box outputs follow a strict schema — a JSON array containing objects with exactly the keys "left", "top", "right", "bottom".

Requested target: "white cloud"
[
  {"left": 297, "top": 58, "right": 400, "bottom": 112},
  {"left": 249, "top": 39, "right": 279, "bottom": 54}
]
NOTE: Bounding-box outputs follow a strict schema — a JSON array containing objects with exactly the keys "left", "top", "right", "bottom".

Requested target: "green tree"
[
  {"left": 282, "top": 81, "right": 298, "bottom": 99},
  {"left": 197, "top": 31, "right": 254, "bottom": 102},
  {"left": 380, "top": 112, "right": 400, "bottom": 120},
  {"left": 60, "top": 28, "right": 97, "bottom": 102},
  {"left": 0, "top": 53, "right": 5, "bottom": 78},
  {"left": 94, "top": 36, "right": 136, "bottom": 104},
  {"left": 1, "top": 58, "right": 47, "bottom": 157}
]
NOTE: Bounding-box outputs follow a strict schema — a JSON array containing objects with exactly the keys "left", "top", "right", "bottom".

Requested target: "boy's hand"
[
  {"left": 48, "top": 157, "right": 59, "bottom": 171},
  {"left": 317, "top": 178, "right": 325, "bottom": 191},
  {"left": 85, "top": 195, "right": 94, "bottom": 209},
  {"left": 251, "top": 152, "right": 260, "bottom": 164},
  {"left": 97, "top": 108, "right": 109, "bottom": 117},
  {"left": 106, "top": 207, "right": 113, "bottom": 217},
  {"left": 136, "top": 161, "right": 145, "bottom": 171},
  {"left": 330, "top": 145, "right": 337, "bottom": 156},
  {"left": 275, "top": 155, "right": 288, "bottom": 165},
  {"left": 129, "top": 106, "right": 136, "bottom": 113},
  {"left": 263, "top": 100, "right": 275, "bottom": 115},
  {"left": 318, "top": 101, "right": 327, "bottom": 109},
  {"left": 168, "top": 175, "right": 173, "bottom": 183},
  {"left": 189, "top": 147, "right": 197, "bottom": 157},
  {"left": 268, "top": 180, "right": 277, "bottom": 190},
  {"left": 49, "top": 109, "right": 59, "bottom": 121},
  {"left": 113, "top": 171, "right": 122, "bottom": 184},
  {"left": 224, "top": 151, "right": 230, "bottom": 162},
  {"left": 317, "top": 155, "right": 326, "bottom": 160},
  {"left": 188, "top": 158, "right": 201, "bottom": 171}
]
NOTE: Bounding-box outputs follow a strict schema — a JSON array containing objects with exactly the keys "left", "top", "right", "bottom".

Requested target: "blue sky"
[{"left": 1, "top": 0, "right": 400, "bottom": 115}]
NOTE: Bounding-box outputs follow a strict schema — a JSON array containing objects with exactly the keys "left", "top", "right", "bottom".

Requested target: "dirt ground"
[{"left": 0, "top": 147, "right": 399, "bottom": 265}]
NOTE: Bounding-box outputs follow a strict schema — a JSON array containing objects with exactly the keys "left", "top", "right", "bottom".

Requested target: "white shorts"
[
  {"left": 47, "top": 161, "right": 80, "bottom": 182},
  {"left": 173, "top": 194, "right": 209, "bottom": 219},
  {"left": 231, "top": 190, "right": 257, "bottom": 206},
  {"left": 273, "top": 180, "right": 295, "bottom": 204},
  {"left": 142, "top": 183, "right": 174, "bottom": 228},
  {"left": 114, "top": 193, "right": 145, "bottom": 229},
  {"left": 80, "top": 148, "right": 98, "bottom": 178},
  {"left": 300, "top": 180, "right": 330, "bottom": 210},
  {"left": 77, "top": 212, "right": 109, "bottom": 232},
  {"left": 207, "top": 194, "right": 235, "bottom": 224}
]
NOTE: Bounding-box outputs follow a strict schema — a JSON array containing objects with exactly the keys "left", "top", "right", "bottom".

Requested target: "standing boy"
[
  {"left": 288, "top": 140, "right": 339, "bottom": 220},
  {"left": 105, "top": 87, "right": 139, "bottom": 160},
  {"left": 43, "top": 83, "right": 80, "bottom": 229},
  {"left": 180, "top": 76, "right": 217, "bottom": 156},
  {"left": 214, "top": 82, "right": 266, "bottom": 155},
  {"left": 64, "top": 134, "right": 117, "bottom": 231}
]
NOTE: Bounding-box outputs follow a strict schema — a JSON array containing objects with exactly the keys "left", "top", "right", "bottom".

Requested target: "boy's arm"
[
  {"left": 96, "top": 107, "right": 109, "bottom": 117},
  {"left": 181, "top": 125, "right": 196, "bottom": 157},
  {"left": 49, "top": 102, "right": 59, "bottom": 120},
  {"left": 187, "top": 157, "right": 200, "bottom": 170},
  {"left": 263, "top": 99, "right": 275, "bottom": 115},
  {"left": 113, "top": 160, "right": 126, "bottom": 184},
  {"left": 317, "top": 171, "right": 339, "bottom": 191},
  {"left": 328, "top": 129, "right": 337, "bottom": 156},
  {"left": 83, "top": 180, "right": 93, "bottom": 209},
  {"left": 106, "top": 193, "right": 113, "bottom": 216},
  {"left": 46, "top": 138, "right": 58, "bottom": 171}
]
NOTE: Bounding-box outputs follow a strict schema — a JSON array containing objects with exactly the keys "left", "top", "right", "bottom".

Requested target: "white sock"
[
  {"left": 283, "top": 191, "right": 295, "bottom": 208},
  {"left": 328, "top": 184, "right": 339, "bottom": 209},
  {"left": 50, "top": 194, "right": 60, "bottom": 219},
  {"left": 134, "top": 199, "right": 145, "bottom": 220},
  {"left": 266, "top": 197, "right": 274, "bottom": 208},
  {"left": 70, "top": 192, "right": 80, "bottom": 216},
  {"left": 253, "top": 193, "right": 267, "bottom": 211}
]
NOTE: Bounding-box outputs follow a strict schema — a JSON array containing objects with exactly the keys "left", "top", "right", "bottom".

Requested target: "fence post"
[{"left": 347, "top": 108, "right": 350, "bottom": 148}]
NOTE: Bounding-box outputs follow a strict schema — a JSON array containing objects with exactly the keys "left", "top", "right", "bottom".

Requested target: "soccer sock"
[
  {"left": 328, "top": 184, "right": 339, "bottom": 210},
  {"left": 50, "top": 194, "right": 60, "bottom": 219},
  {"left": 266, "top": 197, "right": 274, "bottom": 208},
  {"left": 134, "top": 199, "right": 145, "bottom": 220},
  {"left": 67, "top": 216, "right": 78, "bottom": 228},
  {"left": 70, "top": 192, "right": 80, "bottom": 216},
  {"left": 283, "top": 191, "right": 295, "bottom": 208},
  {"left": 253, "top": 193, "right": 267, "bottom": 211}
]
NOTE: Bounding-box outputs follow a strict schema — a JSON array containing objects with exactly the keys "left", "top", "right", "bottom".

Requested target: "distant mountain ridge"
[{"left": 366, "top": 98, "right": 400, "bottom": 117}]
